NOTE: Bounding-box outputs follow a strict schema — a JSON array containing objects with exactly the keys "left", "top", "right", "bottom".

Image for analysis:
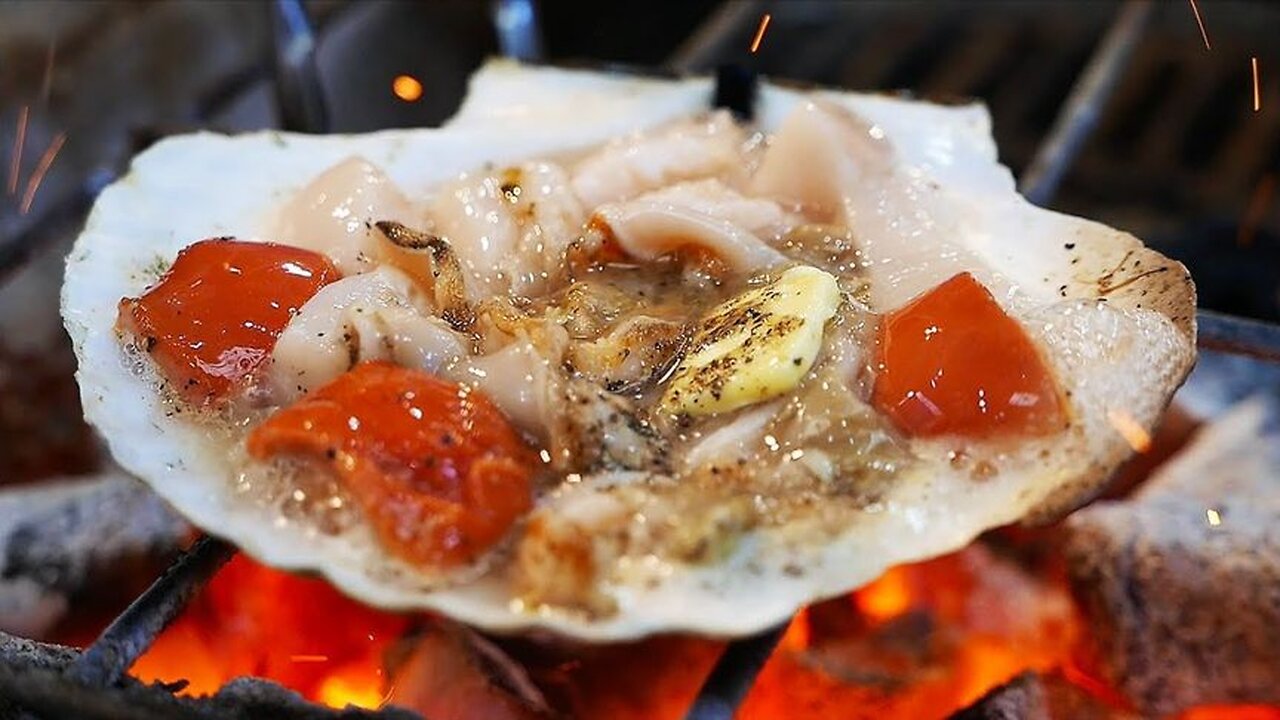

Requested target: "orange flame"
[
  {"left": 317, "top": 662, "right": 392, "bottom": 710},
  {"left": 125, "top": 548, "right": 1278, "bottom": 720},
  {"left": 130, "top": 555, "right": 410, "bottom": 709},
  {"left": 852, "top": 566, "right": 913, "bottom": 622},
  {"left": 1181, "top": 707, "right": 1280, "bottom": 720},
  {"left": 734, "top": 545, "right": 1081, "bottom": 720}
]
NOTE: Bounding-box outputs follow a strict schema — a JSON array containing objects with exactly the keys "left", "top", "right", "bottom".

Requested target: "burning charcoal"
[
  {"left": 0, "top": 630, "right": 420, "bottom": 720},
  {"left": 0, "top": 470, "right": 190, "bottom": 638},
  {"left": 386, "top": 620, "right": 553, "bottom": 720},
  {"left": 495, "top": 632, "right": 722, "bottom": 720},
  {"left": 211, "top": 677, "right": 418, "bottom": 720},
  {"left": 949, "top": 672, "right": 1135, "bottom": 720},
  {"left": 1063, "top": 399, "right": 1280, "bottom": 716},
  {"left": 950, "top": 673, "right": 1048, "bottom": 720}
]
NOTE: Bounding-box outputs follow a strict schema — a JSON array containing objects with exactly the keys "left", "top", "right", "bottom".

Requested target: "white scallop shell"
[{"left": 61, "top": 61, "right": 1195, "bottom": 640}]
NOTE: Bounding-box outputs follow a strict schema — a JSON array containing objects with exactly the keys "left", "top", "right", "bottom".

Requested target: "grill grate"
[
  {"left": 676, "top": 1, "right": 1280, "bottom": 285},
  {"left": 71, "top": 537, "right": 235, "bottom": 689},
  {"left": 2, "top": 1, "right": 1279, "bottom": 718}
]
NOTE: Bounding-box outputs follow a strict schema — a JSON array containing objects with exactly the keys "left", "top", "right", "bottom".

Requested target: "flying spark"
[
  {"left": 7, "top": 105, "right": 28, "bottom": 196},
  {"left": 1106, "top": 408, "right": 1151, "bottom": 453},
  {"left": 289, "top": 654, "right": 330, "bottom": 663},
  {"left": 19, "top": 131, "right": 66, "bottom": 215},
  {"left": 1188, "top": 0, "right": 1211, "bottom": 50},
  {"left": 1252, "top": 56, "right": 1261, "bottom": 112},
  {"left": 750, "top": 13, "right": 772, "bottom": 54}
]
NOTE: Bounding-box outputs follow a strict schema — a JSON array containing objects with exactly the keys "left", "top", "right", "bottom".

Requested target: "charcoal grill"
[{"left": 2, "top": 1, "right": 1279, "bottom": 718}]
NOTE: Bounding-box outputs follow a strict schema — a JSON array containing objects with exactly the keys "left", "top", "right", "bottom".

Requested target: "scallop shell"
[{"left": 61, "top": 61, "right": 1195, "bottom": 640}]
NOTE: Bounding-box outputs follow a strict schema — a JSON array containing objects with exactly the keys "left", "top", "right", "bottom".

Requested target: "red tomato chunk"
[
  {"left": 246, "top": 361, "right": 535, "bottom": 569},
  {"left": 117, "top": 239, "right": 339, "bottom": 403},
  {"left": 872, "top": 272, "right": 1066, "bottom": 438}
]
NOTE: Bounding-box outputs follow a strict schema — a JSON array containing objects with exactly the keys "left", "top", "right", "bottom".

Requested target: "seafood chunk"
[
  {"left": 270, "top": 267, "right": 467, "bottom": 400},
  {"left": 428, "top": 162, "right": 585, "bottom": 301},
  {"left": 593, "top": 185, "right": 788, "bottom": 274},
  {"left": 274, "top": 156, "right": 418, "bottom": 275},
  {"left": 571, "top": 112, "right": 746, "bottom": 207}
]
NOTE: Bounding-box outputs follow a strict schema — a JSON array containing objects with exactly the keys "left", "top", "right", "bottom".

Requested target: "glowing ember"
[
  {"left": 1179, "top": 706, "right": 1280, "bottom": 720},
  {"left": 392, "top": 74, "right": 424, "bottom": 102},
  {"left": 125, "top": 545, "right": 1278, "bottom": 719},
  {"left": 852, "top": 566, "right": 913, "bottom": 622},
  {"left": 1188, "top": 0, "right": 1212, "bottom": 51},
  {"left": 1106, "top": 408, "right": 1152, "bottom": 453},
  {"left": 1060, "top": 655, "right": 1134, "bottom": 710},
  {"left": 1253, "top": 57, "right": 1262, "bottom": 112},
  {"left": 130, "top": 555, "right": 411, "bottom": 709},
  {"left": 317, "top": 662, "right": 392, "bottom": 710},
  {"left": 18, "top": 131, "right": 66, "bottom": 215},
  {"left": 750, "top": 14, "right": 772, "bottom": 54},
  {"left": 738, "top": 545, "right": 1080, "bottom": 719},
  {"left": 7, "top": 105, "right": 28, "bottom": 196}
]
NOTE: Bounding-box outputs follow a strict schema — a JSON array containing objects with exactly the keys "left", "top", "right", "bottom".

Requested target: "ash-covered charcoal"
[
  {"left": 0, "top": 631, "right": 79, "bottom": 720},
  {"left": 0, "top": 631, "right": 79, "bottom": 672},
  {"left": 1063, "top": 399, "right": 1280, "bottom": 717},
  {"left": 0, "top": 471, "right": 191, "bottom": 637},
  {"left": 949, "top": 671, "right": 1134, "bottom": 720}
]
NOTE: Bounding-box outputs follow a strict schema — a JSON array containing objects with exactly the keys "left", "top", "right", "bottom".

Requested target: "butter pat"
[{"left": 660, "top": 265, "right": 840, "bottom": 417}]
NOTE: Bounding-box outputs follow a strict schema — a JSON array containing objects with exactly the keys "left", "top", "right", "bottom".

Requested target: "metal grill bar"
[
  {"left": 1019, "top": 0, "right": 1152, "bottom": 206},
  {"left": 70, "top": 536, "right": 235, "bottom": 688},
  {"left": 714, "top": 64, "right": 760, "bottom": 120},
  {"left": 271, "top": 0, "right": 329, "bottom": 134},
  {"left": 685, "top": 624, "right": 787, "bottom": 720},
  {"left": 490, "top": 0, "right": 545, "bottom": 62},
  {"left": 1197, "top": 309, "right": 1280, "bottom": 363}
]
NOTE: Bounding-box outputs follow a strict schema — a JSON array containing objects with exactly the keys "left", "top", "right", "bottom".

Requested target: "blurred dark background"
[{"left": 0, "top": 0, "right": 1278, "bottom": 483}]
